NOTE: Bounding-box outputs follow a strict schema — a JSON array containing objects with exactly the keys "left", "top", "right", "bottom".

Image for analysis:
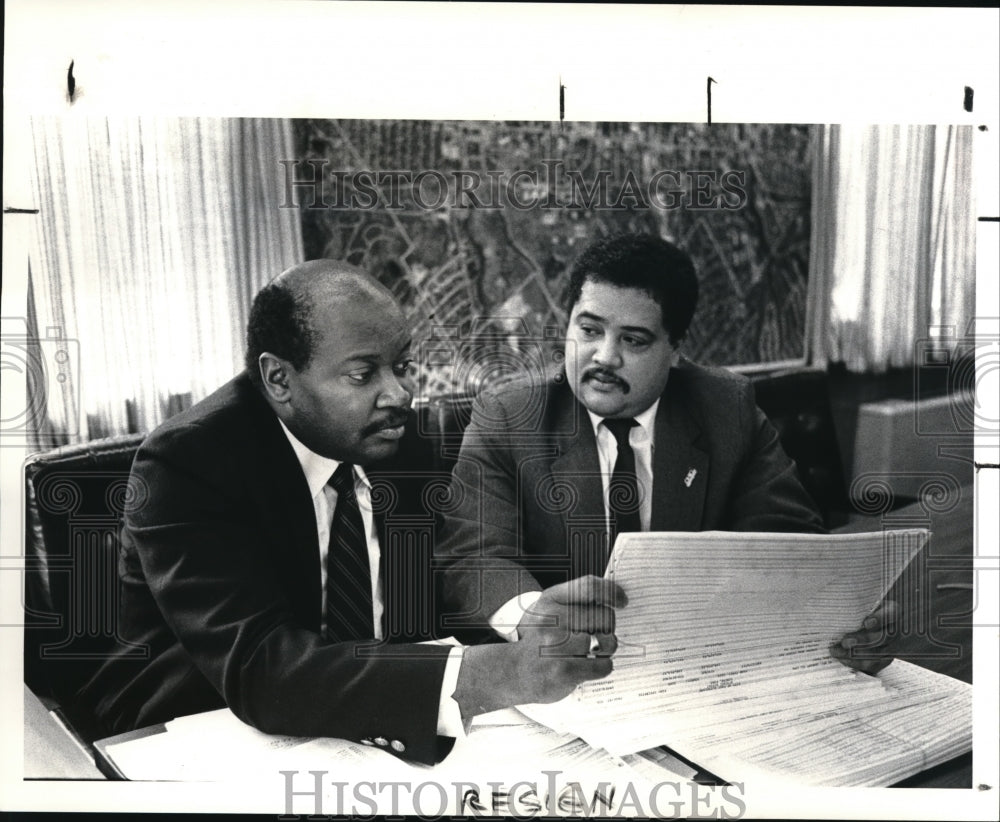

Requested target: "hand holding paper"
[
  {"left": 511, "top": 576, "right": 626, "bottom": 700},
  {"left": 456, "top": 576, "right": 626, "bottom": 723},
  {"left": 519, "top": 529, "right": 971, "bottom": 786},
  {"left": 829, "top": 599, "right": 899, "bottom": 675},
  {"left": 516, "top": 574, "right": 626, "bottom": 661}
]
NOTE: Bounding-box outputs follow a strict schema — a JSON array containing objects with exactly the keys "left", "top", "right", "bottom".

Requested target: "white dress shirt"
[
  {"left": 489, "top": 400, "right": 660, "bottom": 639},
  {"left": 279, "top": 421, "right": 464, "bottom": 737}
]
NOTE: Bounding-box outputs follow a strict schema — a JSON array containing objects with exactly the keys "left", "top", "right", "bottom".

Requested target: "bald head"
[
  {"left": 244, "top": 259, "right": 401, "bottom": 386},
  {"left": 275, "top": 259, "right": 393, "bottom": 306}
]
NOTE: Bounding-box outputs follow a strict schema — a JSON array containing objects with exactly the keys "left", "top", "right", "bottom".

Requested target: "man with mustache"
[
  {"left": 82, "top": 260, "right": 623, "bottom": 764},
  {"left": 437, "top": 233, "right": 894, "bottom": 675}
]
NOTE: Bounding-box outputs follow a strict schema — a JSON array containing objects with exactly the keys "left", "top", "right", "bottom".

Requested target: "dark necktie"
[
  {"left": 604, "top": 418, "right": 642, "bottom": 542},
  {"left": 325, "top": 463, "right": 375, "bottom": 642}
]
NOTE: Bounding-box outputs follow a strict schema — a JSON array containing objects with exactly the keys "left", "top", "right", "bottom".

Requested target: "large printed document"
[{"left": 521, "top": 530, "right": 972, "bottom": 787}]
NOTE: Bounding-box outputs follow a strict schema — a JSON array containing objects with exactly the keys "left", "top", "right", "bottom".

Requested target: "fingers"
[
  {"left": 583, "top": 632, "right": 618, "bottom": 659},
  {"left": 534, "top": 608, "right": 615, "bottom": 650},
  {"left": 538, "top": 630, "right": 616, "bottom": 659},
  {"left": 829, "top": 629, "right": 894, "bottom": 675},
  {"left": 539, "top": 641, "right": 615, "bottom": 687},
  {"left": 830, "top": 600, "right": 899, "bottom": 674},
  {"left": 863, "top": 599, "right": 899, "bottom": 631},
  {"left": 550, "top": 575, "right": 628, "bottom": 609},
  {"left": 580, "top": 654, "right": 614, "bottom": 681},
  {"left": 829, "top": 640, "right": 894, "bottom": 675},
  {"left": 862, "top": 656, "right": 893, "bottom": 675},
  {"left": 835, "top": 598, "right": 898, "bottom": 655},
  {"left": 841, "top": 627, "right": 887, "bottom": 650},
  {"left": 504, "top": 633, "right": 616, "bottom": 707},
  {"left": 523, "top": 599, "right": 617, "bottom": 636},
  {"left": 566, "top": 602, "right": 617, "bottom": 635},
  {"left": 524, "top": 576, "right": 626, "bottom": 641},
  {"left": 554, "top": 635, "right": 617, "bottom": 682}
]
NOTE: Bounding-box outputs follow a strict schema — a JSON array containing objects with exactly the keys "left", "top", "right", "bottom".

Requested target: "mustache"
[
  {"left": 582, "top": 367, "right": 631, "bottom": 393},
  {"left": 361, "top": 409, "right": 411, "bottom": 437}
]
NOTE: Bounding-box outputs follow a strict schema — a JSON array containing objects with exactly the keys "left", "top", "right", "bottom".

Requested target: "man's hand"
[
  {"left": 829, "top": 600, "right": 898, "bottom": 675},
  {"left": 454, "top": 576, "right": 627, "bottom": 722},
  {"left": 511, "top": 575, "right": 626, "bottom": 702}
]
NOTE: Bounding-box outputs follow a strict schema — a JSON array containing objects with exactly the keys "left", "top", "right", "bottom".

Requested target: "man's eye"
[
  {"left": 579, "top": 325, "right": 600, "bottom": 338},
  {"left": 623, "top": 336, "right": 649, "bottom": 349},
  {"left": 347, "top": 371, "right": 374, "bottom": 384},
  {"left": 393, "top": 359, "right": 414, "bottom": 378}
]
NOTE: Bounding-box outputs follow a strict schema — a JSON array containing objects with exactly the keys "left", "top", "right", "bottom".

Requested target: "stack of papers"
[
  {"left": 521, "top": 530, "right": 972, "bottom": 787},
  {"left": 102, "top": 705, "right": 697, "bottom": 815}
]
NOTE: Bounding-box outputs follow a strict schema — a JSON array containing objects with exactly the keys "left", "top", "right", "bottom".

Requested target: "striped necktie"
[{"left": 325, "top": 463, "right": 375, "bottom": 642}]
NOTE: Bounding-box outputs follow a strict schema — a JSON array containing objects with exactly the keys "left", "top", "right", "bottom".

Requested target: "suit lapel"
[
  {"left": 546, "top": 374, "right": 710, "bottom": 533},
  {"left": 650, "top": 375, "right": 709, "bottom": 532},
  {"left": 239, "top": 379, "right": 324, "bottom": 630},
  {"left": 549, "top": 389, "right": 604, "bottom": 529}
]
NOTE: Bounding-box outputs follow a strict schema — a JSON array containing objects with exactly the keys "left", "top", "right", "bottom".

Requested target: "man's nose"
[
  {"left": 592, "top": 336, "right": 622, "bottom": 368},
  {"left": 377, "top": 371, "right": 414, "bottom": 408}
]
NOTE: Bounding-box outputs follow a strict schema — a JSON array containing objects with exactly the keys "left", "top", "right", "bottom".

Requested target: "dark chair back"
[
  {"left": 751, "top": 368, "right": 850, "bottom": 528},
  {"left": 416, "top": 394, "right": 477, "bottom": 475},
  {"left": 23, "top": 433, "right": 146, "bottom": 740}
]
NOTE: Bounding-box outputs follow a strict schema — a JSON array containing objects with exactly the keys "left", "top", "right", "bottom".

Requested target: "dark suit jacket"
[
  {"left": 81, "top": 373, "right": 453, "bottom": 764},
  {"left": 436, "top": 360, "right": 825, "bottom": 632}
]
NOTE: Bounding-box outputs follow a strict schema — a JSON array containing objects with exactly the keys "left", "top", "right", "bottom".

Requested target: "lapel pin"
[{"left": 683, "top": 468, "right": 697, "bottom": 487}]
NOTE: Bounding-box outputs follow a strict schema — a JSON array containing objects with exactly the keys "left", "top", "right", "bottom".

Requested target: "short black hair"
[
  {"left": 566, "top": 233, "right": 699, "bottom": 345},
  {"left": 244, "top": 281, "right": 317, "bottom": 385}
]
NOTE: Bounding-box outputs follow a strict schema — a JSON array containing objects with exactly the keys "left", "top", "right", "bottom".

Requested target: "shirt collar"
[
  {"left": 587, "top": 397, "right": 660, "bottom": 442},
  {"left": 278, "top": 420, "right": 371, "bottom": 498}
]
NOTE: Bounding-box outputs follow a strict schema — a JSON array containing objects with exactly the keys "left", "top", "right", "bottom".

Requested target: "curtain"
[
  {"left": 807, "top": 125, "right": 975, "bottom": 372},
  {"left": 27, "top": 117, "right": 304, "bottom": 441}
]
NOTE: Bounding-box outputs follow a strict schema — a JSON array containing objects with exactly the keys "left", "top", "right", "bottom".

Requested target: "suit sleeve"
[
  {"left": 435, "top": 391, "right": 543, "bottom": 637},
  {"left": 725, "top": 381, "right": 827, "bottom": 534},
  {"left": 127, "top": 423, "right": 452, "bottom": 765}
]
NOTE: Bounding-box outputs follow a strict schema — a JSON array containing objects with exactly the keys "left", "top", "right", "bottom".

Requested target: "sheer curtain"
[
  {"left": 807, "top": 125, "right": 975, "bottom": 372},
  {"left": 28, "top": 117, "right": 303, "bottom": 441}
]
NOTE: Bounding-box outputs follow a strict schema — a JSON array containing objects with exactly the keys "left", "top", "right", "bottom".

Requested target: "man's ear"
[
  {"left": 259, "top": 353, "right": 293, "bottom": 403},
  {"left": 668, "top": 341, "right": 682, "bottom": 369}
]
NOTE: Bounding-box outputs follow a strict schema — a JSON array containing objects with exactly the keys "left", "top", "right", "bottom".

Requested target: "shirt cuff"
[
  {"left": 488, "top": 591, "right": 544, "bottom": 642},
  {"left": 436, "top": 645, "right": 466, "bottom": 737}
]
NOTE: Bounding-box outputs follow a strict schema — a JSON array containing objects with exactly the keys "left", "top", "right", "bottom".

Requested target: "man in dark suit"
[
  {"left": 81, "top": 260, "right": 625, "bottom": 764},
  {"left": 437, "top": 233, "right": 894, "bottom": 674}
]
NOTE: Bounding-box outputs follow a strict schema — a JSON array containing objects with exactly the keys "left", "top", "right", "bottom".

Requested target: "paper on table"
[
  {"left": 690, "top": 660, "right": 972, "bottom": 787},
  {"left": 470, "top": 707, "right": 536, "bottom": 727},
  {"left": 103, "top": 730, "right": 204, "bottom": 782},
  {"left": 102, "top": 704, "right": 632, "bottom": 791},
  {"left": 105, "top": 709, "right": 318, "bottom": 780},
  {"left": 521, "top": 529, "right": 935, "bottom": 776}
]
